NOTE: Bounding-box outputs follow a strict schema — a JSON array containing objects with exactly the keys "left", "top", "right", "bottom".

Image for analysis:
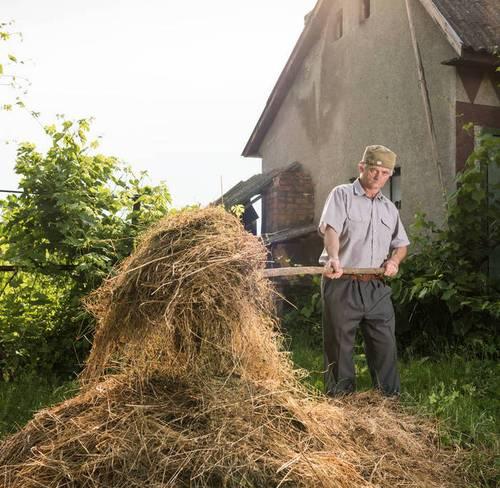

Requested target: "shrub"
[
  {"left": 0, "top": 119, "right": 171, "bottom": 379},
  {"left": 392, "top": 132, "right": 500, "bottom": 355}
]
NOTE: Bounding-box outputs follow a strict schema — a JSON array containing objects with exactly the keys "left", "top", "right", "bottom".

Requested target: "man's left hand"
[{"left": 383, "top": 259, "right": 399, "bottom": 277}]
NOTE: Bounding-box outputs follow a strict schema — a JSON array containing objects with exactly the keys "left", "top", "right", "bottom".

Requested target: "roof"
[
  {"left": 213, "top": 162, "right": 300, "bottom": 208},
  {"left": 242, "top": 0, "right": 500, "bottom": 158},
  {"left": 425, "top": 0, "right": 500, "bottom": 54},
  {"left": 242, "top": 0, "right": 329, "bottom": 158},
  {"left": 262, "top": 224, "right": 317, "bottom": 245}
]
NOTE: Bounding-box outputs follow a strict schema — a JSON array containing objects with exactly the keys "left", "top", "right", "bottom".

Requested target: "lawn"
[
  {"left": 1, "top": 342, "right": 498, "bottom": 486},
  {"left": 0, "top": 375, "right": 77, "bottom": 438},
  {"left": 287, "top": 332, "right": 499, "bottom": 487}
]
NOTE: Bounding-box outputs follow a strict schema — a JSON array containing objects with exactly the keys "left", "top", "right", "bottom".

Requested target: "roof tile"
[{"left": 432, "top": 0, "right": 500, "bottom": 52}]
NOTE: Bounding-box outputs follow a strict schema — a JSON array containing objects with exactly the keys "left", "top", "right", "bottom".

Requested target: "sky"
[{"left": 1, "top": 0, "right": 317, "bottom": 207}]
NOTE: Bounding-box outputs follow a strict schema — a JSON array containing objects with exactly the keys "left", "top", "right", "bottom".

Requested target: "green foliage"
[
  {"left": 0, "top": 118, "right": 171, "bottom": 379},
  {"left": 281, "top": 276, "right": 322, "bottom": 349},
  {"left": 230, "top": 204, "right": 245, "bottom": 219},
  {"left": 402, "top": 356, "right": 499, "bottom": 487},
  {"left": 2, "top": 119, "right": 170, "bottom": 286},
  {"left": 392, "top": 133, "right": 500, "bottom": 353},
  {"left": 0, "top": 20, "right": 28, "bottom": 112},
  {"left": 0, "top": 374, "right": 76, "bottom": 438},
  {"left": 401, "top": 355, "right": 499, "bottom": 447},
  {"left": 0, "top": 271, "right": 82, "bottom": 380}
]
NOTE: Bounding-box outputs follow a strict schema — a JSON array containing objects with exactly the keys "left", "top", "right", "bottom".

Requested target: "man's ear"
[{"left": 358, "top": 162, "right": 365, "bottom": 174}]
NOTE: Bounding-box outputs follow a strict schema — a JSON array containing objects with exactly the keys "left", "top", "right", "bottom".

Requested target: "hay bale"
[
  {"left": 0, "top": 207, "right": 462, "bottom": 487},
  {"left": 82, "top": 206, "right": 287, "bottom": 385}
]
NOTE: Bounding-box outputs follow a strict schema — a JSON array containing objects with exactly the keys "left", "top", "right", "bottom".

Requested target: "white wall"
[{"left": 259, "top": 0, "right": 458, "bottom": 226}]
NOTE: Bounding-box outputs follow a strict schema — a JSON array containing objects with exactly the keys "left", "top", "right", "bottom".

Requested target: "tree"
[
  {"left": 0, "top": 20, "right": 29, "bottom": 112},
  {"left": 0, "top": 118, "right": 171, "bottom": 379}
]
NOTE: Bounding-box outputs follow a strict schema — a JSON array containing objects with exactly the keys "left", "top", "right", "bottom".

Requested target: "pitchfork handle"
[{"left": 263, "top": 266, "right": 384, "bottom": 278}]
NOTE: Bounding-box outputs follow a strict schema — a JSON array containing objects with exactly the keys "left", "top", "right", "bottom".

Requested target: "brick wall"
[{"left": 262, "top": 164, "right": 314, "bottom": 234}]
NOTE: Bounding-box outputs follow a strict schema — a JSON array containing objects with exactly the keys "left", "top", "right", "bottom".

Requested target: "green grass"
[
  {"left": 400, "top": 356, "right": 499, "bottom": 487},
  {"left": 287, "top": 331, "right": 499, "bottom": 487},
  {"left": 0, "top": 374, "right": 77, "bottom": 438},
  {"left": 401, "top": 356, "right": 498, "bottom": 446},
  {"left": 291, "top": 342, "right": 499, "bottom": 446}
]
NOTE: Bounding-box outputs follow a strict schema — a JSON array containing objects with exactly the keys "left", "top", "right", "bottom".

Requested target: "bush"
[
  {"left": 280, "top": 276, "right": 322, "bottom": 349},
  {"left": 0, "top": 119, "right": 171, "bottom": 380},
  {"left": 391, "top": 132, "right": 500, "bottom": 355}
]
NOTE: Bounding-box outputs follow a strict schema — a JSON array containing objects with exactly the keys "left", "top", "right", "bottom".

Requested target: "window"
[
  {"left": 488, "top": 157, "right": 500, "bottom": 279},
  {"left": 333, "top": 9, "right": 343, "bottom": 41},
  {"left": 390, "top": 167, "right": 402, "bottom": 209},
  {"left": 360, "top": 0, "right": 370, "bottom": 22},
  {"left": 478, "top": 128, "right": 500, "bottom": 279},
  {"left": 379, "top": 167, "right": 401, "bottom": 208}
]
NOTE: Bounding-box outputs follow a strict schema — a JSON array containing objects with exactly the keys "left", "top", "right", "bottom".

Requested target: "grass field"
[
  {"left": 288, "top": 331, "right": 499, "bottom": 487},
  {"left": 1, "top": 342, "right": 498, "bottom": 486},
  {"left": 0, "top": 375, "right": 77, "bottom": 438}
]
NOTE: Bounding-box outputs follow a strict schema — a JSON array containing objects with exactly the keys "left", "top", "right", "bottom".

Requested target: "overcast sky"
[{"left": 1, "top": 0, "right": 317, "bottom": 207}]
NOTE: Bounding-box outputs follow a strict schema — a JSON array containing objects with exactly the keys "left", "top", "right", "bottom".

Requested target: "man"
[{"left": 318, "top": 145, "right": 410, "bottom": 397}]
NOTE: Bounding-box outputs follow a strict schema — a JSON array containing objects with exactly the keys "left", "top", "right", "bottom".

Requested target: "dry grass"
[{"left": 0, "top": 207, "right": 463, "bottom": 487}]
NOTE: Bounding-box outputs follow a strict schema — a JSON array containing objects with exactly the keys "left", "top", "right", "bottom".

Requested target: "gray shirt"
[{"left": 318, "top": 179, "right": 410, "bottom": 267}]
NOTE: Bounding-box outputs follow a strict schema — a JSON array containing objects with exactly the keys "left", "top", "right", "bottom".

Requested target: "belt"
[{"left": 341, "top": 274, "right": 383, "bottom": 281}]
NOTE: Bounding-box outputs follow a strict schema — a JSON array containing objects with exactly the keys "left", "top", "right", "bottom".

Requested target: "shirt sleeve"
[
  {"left": 390, "top": 214, "right": 410, "bottom": 249},
  {"left": 318, "top": 187, "right": 347, "bottom": 236}
]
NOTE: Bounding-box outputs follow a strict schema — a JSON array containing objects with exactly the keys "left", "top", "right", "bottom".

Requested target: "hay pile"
[{"left": 0, "top": 207, "right": 462, "bottom": 487}]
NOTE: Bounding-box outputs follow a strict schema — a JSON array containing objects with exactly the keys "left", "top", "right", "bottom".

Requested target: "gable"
[{"left": 242, "top": 0, "right": 500, "bottom": 158}]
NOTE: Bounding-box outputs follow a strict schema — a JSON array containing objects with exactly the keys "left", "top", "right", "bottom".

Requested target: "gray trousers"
[{"left": 322, "top": 277, "right": 400, "bottom": 396}]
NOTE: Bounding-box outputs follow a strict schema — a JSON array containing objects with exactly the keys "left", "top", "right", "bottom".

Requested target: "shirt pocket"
[
  {"left": 379, "top": 214, "right": 395, "bottom": 250},
  {"left": 346, "top": 205, "right": 368, "bottom": 223},
  {"left": 344, "top": 208, "right": 369, "bottom": 236},
  {"left": 380, "top": 215, "right": 394, "bottom": 230}
]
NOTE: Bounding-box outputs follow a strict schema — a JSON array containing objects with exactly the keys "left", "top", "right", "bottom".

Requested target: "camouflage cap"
[{"left": 362, "top": 145, "right": 397, "bottom": 171}]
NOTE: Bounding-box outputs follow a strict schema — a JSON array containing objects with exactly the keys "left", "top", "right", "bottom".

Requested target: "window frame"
[
  {"left": 476, "top": 126, "right": 500, "bottom": 279},
  {"left": 390, "top": 167, "right": 402, "bottom": 209},
  {"left": 360, "top": 0, "right": 371, "bottom": 23},
  {"left": 333, "top": 9, "right": 343, "bottom": 41}
]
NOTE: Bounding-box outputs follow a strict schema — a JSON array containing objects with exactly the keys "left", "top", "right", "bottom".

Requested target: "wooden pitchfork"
[{"left": 263, "top": 266, "right": 384, "bottom": 278}]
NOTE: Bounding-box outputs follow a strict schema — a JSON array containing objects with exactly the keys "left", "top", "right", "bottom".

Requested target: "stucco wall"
[{"left": 258, "top": 0, "right": 458, "bottom": 227}]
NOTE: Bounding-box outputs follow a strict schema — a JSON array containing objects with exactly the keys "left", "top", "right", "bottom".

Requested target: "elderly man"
[{"left": 319, "top": 145, "right": 410, "bottom": 397}]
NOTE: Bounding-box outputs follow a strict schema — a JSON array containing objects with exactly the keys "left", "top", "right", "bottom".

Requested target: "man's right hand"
[{"left": 324, "top": 257, "right": 343, "bottom": 279}]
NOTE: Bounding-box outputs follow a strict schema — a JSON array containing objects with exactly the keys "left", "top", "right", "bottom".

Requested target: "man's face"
[{"left": 358, "top": 163, "right": 392, "bottom": 192}]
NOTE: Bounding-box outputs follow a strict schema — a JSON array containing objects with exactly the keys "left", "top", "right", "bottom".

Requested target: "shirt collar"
[{"left": 353, "top": 178, "right": 384, "bottom": 200}]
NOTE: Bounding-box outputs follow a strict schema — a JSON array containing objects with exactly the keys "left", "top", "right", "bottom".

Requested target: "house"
[{"left": 224, "top": 0, "right": 500, "bottom": 266}]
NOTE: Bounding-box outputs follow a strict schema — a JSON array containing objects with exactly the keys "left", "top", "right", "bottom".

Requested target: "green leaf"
[
  {"left": 417, "top": 288, "right": 428, "bottom": 299},
  {"left": 441, "top": 288, "right": 456, "bottom": 301}
]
